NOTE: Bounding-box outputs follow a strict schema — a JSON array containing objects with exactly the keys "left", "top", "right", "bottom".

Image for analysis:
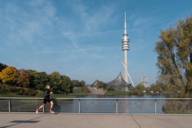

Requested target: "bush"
[{"left": 163, "top": 100, "right": 192, "bottom": 114}]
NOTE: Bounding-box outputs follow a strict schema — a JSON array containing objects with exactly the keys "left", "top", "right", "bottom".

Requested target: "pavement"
[{"left": 0, "top": 113, "right": 192, "bottom": 128}]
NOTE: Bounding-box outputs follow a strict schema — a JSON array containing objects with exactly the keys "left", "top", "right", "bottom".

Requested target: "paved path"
[{"left": 0, "top": 113, "right": 192, "bottom": 128}]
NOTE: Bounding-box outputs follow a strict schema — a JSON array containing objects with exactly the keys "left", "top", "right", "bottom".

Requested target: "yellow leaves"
[
  {"left": 177, "top": 38, "right": 190, "bottom": 59},
  {"left": 179, "top": 38, "right": 190, "bottom": 49},
  {"left": 0, "top": 66, "right": 19, "bottom": 85},
  {"left": 161, "top": 30, "right": 175, "bottom": 48}
]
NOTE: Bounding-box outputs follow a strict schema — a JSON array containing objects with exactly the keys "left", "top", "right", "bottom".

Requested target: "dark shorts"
[{"left": 43, "top": 98, "right": 53, "bottom": 104}]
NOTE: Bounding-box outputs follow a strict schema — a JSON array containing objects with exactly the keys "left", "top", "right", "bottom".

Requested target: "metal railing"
[{"left": 0, "top": 97, "right": 192, "bottom": 114}]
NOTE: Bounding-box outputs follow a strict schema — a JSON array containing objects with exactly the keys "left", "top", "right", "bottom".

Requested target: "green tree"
[
  {"left": 27, "top": 70, "right": 49, "bottom": 90},
  {"left": 49, "top": 72, "right": 72, "bottom": 94},
  {"left": 72, "top": 80, "right": 85, "bottom": 87},
  {"left": 60, "top": 75, "right": 72, "bottom": 94},
  {"left": 156, "top": 17, "right": 192, "bottom": 96},
  {"left": 136, "top": 83, "right": 145, "bottom": 91},
  {"left": 132, "top": 83, "right": 146, "bottom": 96}
]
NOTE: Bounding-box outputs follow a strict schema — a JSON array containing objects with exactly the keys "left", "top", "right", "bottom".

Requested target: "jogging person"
[{"left": 35, "top": 85, "right": 55, "bottom": 114}]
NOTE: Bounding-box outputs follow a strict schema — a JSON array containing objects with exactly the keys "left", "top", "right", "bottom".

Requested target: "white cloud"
[
  {"left": 60, "top": 1, "right": 117, "bottom": 55},
  {"left": 1, "top": 0, "right": 116, "bottom": 54},
  {"left": 0, "top": 0, "right": 122, "bottom": 83}
]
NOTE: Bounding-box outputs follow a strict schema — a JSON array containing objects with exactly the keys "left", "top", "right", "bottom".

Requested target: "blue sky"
[{"left": 0, "top": 0, "right": 192, "bottom": 84}]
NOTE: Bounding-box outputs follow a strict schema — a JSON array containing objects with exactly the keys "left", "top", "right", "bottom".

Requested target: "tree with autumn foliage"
[
  {"left": 17, "top": 70, "right": 30, "bottom": 87},
  {"left": 0, "top": 66, "right": 19, "bottom": 85},
  {"left": 156, "top": 17, "right": 192, "bottom": 97},
  {"left": 0, "top": 65, "right": 79, "bottom": 96}
]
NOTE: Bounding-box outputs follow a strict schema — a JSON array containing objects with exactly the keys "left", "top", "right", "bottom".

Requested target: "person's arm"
[
  {"left": 49, "top": 88, "right": 53, "bottom": 94},
  {"left": 50, "top": 89, "right": 54, "bottom": 99}
]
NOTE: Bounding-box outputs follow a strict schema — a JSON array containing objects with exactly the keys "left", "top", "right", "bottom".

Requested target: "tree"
[
  {"left": 0, "top": 63, "right": 7, "bottom": 72},
  {"left": 135, "top": 83, "right": 145, "bottom": 91},
  {"left": 156, "top": 17, "right": 192, "bottom": 96},
  {"left": 132, "top": 83, "right": 146, "bottom": 96},
  {"left": 60, "top": 75, "right": 72, "bottom": 94},
  {"left": 72, "top": 80, "right": 86, "bottom": 87},
  {"left": 27, "top": 70, "right": 49, "bottom": 90},
  {"left": 0, "top": 66, "right": 19, "bottom": 85},
  {"left": 49, "top": 72, "right": 73, "bottom": 94},
  {"left": 0, "top": 62, "right": 87, "bottom": 96},
  {"left": 17, "top": 70, "right": 30, "bottom": 87},
  {"left": 49, "top": 72, "right": 62, "bottom": 93}
]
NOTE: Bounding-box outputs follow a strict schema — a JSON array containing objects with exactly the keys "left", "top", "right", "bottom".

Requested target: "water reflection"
[
  {"left": 55, "top": 96, "right": 165, "bottom": 113},
  {"left": 0, "top": 96, "right": 165, "bottom": 113}
]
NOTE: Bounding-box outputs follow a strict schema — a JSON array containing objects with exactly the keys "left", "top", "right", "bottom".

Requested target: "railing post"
[
  {"left": 115, "top": 99, "right": 118, "bottom": 113},
  {"left": 154, "top": 99, "right": 157, "bottom": 115},
  {"left": 8, "top": 99, "right": 11, "bottom": 112},
  {"left": 78, "top": 99, "right": 81, "bottom": 113}
]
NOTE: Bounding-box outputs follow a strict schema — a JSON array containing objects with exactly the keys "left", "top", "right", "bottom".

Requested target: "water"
[
  {"left": 55, "top": 96, "right": 165, "bottom": 113},
  {"left": 0, "top": 96, "right": 166, "bottom": 113}
]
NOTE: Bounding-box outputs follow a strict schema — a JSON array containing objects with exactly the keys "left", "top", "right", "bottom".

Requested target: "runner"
[{"left": 35, "top": 85, "right": 55, "bottom": 114}]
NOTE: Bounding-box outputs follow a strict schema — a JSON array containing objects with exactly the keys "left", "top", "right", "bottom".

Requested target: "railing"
[{"left": 0, "top": 97, "right": 192, "bottom": 114}]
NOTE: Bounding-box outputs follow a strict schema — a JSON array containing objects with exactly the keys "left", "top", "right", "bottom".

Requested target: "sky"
[{"left": 0, "top": 0, "right": 192, "bottom": 85}]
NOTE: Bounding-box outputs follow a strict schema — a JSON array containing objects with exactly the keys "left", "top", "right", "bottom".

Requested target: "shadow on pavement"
[{"left": 0, "top": 117, "right": 40, "bottom": 128}]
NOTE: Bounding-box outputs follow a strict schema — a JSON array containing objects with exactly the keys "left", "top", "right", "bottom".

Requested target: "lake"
[
  {"left": 55, "top": 96, "right": 165, "bottom": 113},
  {"left": 0, "top": 96, "right": 166, "bottom": 113}
]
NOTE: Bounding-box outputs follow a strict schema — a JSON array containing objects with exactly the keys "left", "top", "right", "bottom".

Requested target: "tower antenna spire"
[{"left": 124, "top": 12, "right": 127, "bottom": 34}]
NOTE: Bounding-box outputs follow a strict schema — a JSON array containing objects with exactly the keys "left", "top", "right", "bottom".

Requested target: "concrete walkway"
[{"left": 0, "top": 113, "right": 192, "bottom": 128}]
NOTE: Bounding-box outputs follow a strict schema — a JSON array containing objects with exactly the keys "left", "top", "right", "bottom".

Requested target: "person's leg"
[
  {"left": 38, "top": 104, "right": 45, "bottom": 111},
  {"left": 49, "top": 101, "right": 54, "bottom": 113},
  {"left": 35, "top": 104, "right": 44, "bottom": 114},
  {"left": 36, "top": 100, "right": 46, "bottom": 114}
]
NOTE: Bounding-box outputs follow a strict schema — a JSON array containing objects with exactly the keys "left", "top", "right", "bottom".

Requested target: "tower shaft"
[
  {"left": 122, "top": 12, "right": 129, "bottom": 84},
  {"left": 123, "top": 50, "right": 128, "bottom": 83},
  {"left": 121, "top": 12, "right": 134, "bottom": 88}
]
